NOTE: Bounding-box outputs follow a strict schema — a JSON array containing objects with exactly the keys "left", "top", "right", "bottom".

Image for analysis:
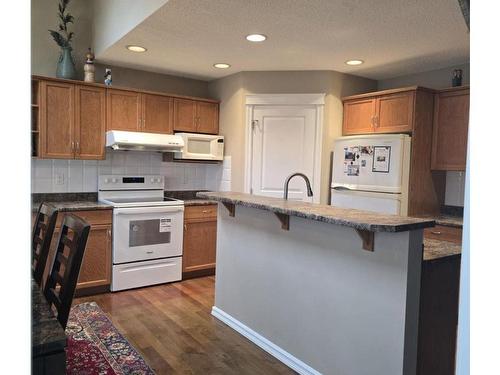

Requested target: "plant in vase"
[{"left": 48, "top": 0, "right": 76, "bottom": 79}]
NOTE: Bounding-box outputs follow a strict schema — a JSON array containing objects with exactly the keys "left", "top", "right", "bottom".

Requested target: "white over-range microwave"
[{"left": 174, "top": 133, "right": 224, "bottom": 161}]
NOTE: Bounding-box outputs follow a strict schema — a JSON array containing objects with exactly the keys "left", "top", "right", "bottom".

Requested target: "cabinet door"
[
  {"left": 196, "top": 101, "right": 219, "bottom": 134},
  {"left": 173, "top": 98, "right": 197, "bottom": 132},
  {"left": 75, "top": 85, "right": 106, "bottom": 160},
  {"left": 375, "top": 91, "right": 415, "bottom": 133},
  {"left": 106, "top": 89, "right": 141, "bottom": 131},
  {"left": 39, "top": 81, "right": 75, "bottom": 158},
  {"left": 142, "top": 93, "right": 174, "bottom": 134},
  {"left": 183, "top": 219, "right": 217, "bottom": 273},
  {"left": 342, "top": 99, "right": 376, "bottom": 135},
  {"left": 76, "top": 224, "right": 112, "bottom": 289},
  {"left": 431, "top": 88, "right": 469, "bottom": 171}
]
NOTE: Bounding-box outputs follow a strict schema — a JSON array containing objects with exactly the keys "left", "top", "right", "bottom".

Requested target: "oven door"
[{"left": 113, "top": 206, "right": 184, "bottom": 264}]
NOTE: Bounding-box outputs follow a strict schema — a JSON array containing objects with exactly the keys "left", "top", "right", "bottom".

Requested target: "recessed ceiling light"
[
  {"left": 246, "top": 34, "right": 267, "bottom": 42},
  {"left": 126, "top": 45, "right": 147, "bottom": 53},
  {"left": 345, "top": 59, "right": 364, "bottom": 66},
  {"left": 213, "top": 63, "right": 231, "bottom": 69}
]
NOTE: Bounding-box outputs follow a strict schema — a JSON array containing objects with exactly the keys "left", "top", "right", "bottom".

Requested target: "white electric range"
[{"left": 98, "top": 175, "right": 184, "bottom": 291}]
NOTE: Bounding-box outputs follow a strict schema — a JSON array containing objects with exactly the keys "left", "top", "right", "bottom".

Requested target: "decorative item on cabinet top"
[{"left": 48, "top": 0, "right": 76, "bottom": 80}]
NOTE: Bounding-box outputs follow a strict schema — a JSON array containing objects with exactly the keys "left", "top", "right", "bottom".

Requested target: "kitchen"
[{"left": 14, "top": 0, "right": 483, "bottom": 374}]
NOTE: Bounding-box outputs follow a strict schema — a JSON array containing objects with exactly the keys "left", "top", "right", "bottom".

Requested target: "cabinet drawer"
[
  {"left": 184, "top": 205, "right": 217, "bottom": 221},
  {"left": 56, "top": 209, "right": 112, "bottom": 227},
  {"left": 424, "top": 225, "right": 462, "bottom": 244}
]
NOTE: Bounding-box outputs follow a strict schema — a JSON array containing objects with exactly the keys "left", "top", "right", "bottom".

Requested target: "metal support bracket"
[
  {"left": 355, "top": 229, "right": 374, "bottom": 252},
  {"left": 274, "top": 213, "right": 290, "bottom": 230},
  {"left": 222, "top": 202, "right": 235, "bottom": 217}
]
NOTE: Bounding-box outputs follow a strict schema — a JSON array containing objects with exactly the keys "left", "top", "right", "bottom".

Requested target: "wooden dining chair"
[
  {"left": 43, "top": 214, "right": 90, "bottom": 329},
  {"left": 32, "top": 203, "right": 59, "bottom": 286}
]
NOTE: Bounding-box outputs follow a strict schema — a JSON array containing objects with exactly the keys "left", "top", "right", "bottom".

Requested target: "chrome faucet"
[{"left": 283, "top": 173, "right": 313, "bottom": 200}]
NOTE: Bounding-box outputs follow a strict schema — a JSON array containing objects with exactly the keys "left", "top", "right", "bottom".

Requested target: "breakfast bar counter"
[{"left": 198, "top": 191, "right": 435, "bottom": 375}]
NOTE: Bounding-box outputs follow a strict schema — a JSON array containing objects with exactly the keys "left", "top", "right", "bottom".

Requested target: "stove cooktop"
[{"left": 99, "top": 196, "right": 184, "bottom": 208}]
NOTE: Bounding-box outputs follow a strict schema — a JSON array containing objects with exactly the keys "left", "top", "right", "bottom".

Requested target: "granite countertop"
[
  {"left": 416, "top": 214, "right": 463, "bottom": 228},
  {"left": 164, "top": 190, "right": 217, "bottom": 207},
  {"left": 32, "top": 200, "right": 112, "bottom": 212},
  {"left": 183, "top": 199, "right": 218, "bottom": 206},
  {"left": 197, "top": 191, "right": 435, "bottom": 233},
  {"left": 432, "top": 215, "right": 463, "bottom": 228},
  {"left": 32, "top": 192, "right": 111, "bottom": 212},
  {"left": 32, "top": 279, "right": 66, "bottom": 357},
  {"left": 423, "top": 238, "right": 462, "bottom": 261}
]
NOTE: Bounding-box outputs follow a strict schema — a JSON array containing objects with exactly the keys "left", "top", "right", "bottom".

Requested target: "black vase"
[{"left": 452, "top": 69, "right": 463, "bottom": 87}]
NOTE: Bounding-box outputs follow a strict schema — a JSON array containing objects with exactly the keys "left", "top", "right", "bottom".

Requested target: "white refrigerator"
[{"left": 330, "top": 134, "right": 411, "bottom": 215}]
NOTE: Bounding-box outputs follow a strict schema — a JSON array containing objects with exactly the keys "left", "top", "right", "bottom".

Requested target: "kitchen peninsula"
[{"left": 198, "top": 191, "right": 435, "bottom": 375}]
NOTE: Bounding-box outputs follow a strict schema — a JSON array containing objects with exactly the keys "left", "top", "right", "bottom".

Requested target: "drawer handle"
[
  {"left": 431, "top": 231, "right": 442, "bottom": 235},
  {"left": 202, "top": 210, "right": 209, "bottom": 213}
]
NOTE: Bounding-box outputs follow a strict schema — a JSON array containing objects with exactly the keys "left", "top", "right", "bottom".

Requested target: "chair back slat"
[
  {"left": 43, "top": 214, "right": 90, "bottom": 329},
  {"left": 32, "top": 203, "right": 58, "bottom": 286}
]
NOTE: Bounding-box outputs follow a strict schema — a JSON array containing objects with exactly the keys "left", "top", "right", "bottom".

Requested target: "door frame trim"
[{"left": 244, "top": 94, "right": 325, "bottom": 203}]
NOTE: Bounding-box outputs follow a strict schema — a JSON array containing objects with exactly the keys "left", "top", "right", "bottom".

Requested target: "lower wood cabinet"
[
  {"left": 182, "top": 205, "right": 217, "bottom": 278},
  {"left": 423, "top": 225, "right": 462, "bottom": 244},
  {"left": 37, "top": 209, "right": 112, "bottom": 295}
]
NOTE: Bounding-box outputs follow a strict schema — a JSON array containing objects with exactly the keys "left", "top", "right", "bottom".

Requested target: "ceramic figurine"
[
  {"left": 452, "top": 69, "right": 463, "bottom": 87},
  {"left": 83, "top": 48, "right": 95, "bottom": 83},
  {"left": 104, "top": 68, "right": 112, "bottom": 86}
]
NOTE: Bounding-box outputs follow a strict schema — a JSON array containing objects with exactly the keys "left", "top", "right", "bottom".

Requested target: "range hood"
[{"left": 106, "top": 130, "right": 184, "bottom": 152}]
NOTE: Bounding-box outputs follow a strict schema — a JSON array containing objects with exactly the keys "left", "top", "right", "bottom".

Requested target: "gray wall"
[
  {"left": 32, "top": 0, "right": 92, "bottom": 79},
  {"left": 378, "top": 63, "right": 469, "bottom": 90},
  {"left": 31, "top": 0, "right": 211, "bottom": 98},
  {"left": 93, "top": 63, "right": 210, "bottom": 98}
]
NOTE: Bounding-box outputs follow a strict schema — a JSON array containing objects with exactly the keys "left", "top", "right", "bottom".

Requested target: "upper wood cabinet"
[
  {"left": 342, "top": 88, "right": 420, "bottom": 135},
  {"left": 142, "top": 94, "right": 174, "bottom": 134},
  {"left": 173, "top": 98, "right": 197, "bottom": 132},
  {"left": 39, "top": 80, "right": 106, "bottom": 160},
  {"left": 33, "top": 75, "right": 220, "bottom": 159},
  {"left": 376, "top": 91, "right": 415, "bottom": 133},
  {"left": 431, "top": 87, "right": 469, "bottom": 171},
  {"left": 39, "top": 81, "right": 75, "bottom": 158},
  {"left": 343, "top": 98, "right": 377, "bottom": 135},
  {"left": 173, "top": 98, "right": 219, "bottom": 134},
  {"left": 107, "top": 90, "right": 177, "bottom": 134},
  {"left": 106, "top": 89, "right": 142, "bottom": 132},
  {"left": 75, "top": 86, "right": 106, "bottom": 159}
]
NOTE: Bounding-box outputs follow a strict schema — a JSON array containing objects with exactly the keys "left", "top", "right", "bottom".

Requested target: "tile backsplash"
[
  {"left": 31, "top": 151, "right": 232, "bottom": 193},
  {"left": 445, "top": 171, "right": 466, "bottom": 207}
]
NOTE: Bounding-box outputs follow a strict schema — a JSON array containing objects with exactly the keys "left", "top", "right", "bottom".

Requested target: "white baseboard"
[{"left": 211, "top": 306, "right": 322, "bottom": 375}]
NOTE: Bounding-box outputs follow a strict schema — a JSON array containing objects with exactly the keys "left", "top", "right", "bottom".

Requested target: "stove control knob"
[
  {"left": 104, "top": 178, "right": 109, "bottom": 183},
  {"left": 112, "top": 178, "right": 118, "bottom": 183},
  {"left": 150, "top": 178, "right": 155, "bottom": 183}
]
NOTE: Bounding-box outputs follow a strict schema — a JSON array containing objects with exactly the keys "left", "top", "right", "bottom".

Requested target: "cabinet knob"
[{"left": 184, "top": 224, "right": 187, "bottom": 231}]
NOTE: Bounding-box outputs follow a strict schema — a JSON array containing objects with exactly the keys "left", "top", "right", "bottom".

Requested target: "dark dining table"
[{"left": 32, "top": 279, "right": 66, "bottom": 375}]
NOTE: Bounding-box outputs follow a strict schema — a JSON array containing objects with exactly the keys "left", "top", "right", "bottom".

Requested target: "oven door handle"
[{"left": 114, "top": 206, "right": 184, "bottom": 216}]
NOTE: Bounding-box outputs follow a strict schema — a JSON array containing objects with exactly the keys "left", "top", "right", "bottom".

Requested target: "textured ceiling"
[{"left": 96, "top": 0, "right": 470, "bottom": 81}]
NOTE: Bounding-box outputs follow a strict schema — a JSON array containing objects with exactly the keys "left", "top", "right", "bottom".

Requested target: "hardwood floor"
[{"left": 74, "top": 276, "right": 296, "bottom": 375}]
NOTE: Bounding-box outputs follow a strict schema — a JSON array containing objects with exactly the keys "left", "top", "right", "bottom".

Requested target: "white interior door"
[{"left": 250, "top": 106, "right": 318, "bottom": 201}]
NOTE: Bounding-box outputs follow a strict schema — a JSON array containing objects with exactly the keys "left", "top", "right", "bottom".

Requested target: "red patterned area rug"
[{"left": 66, "top": 302, "right": 155, "bottom": 375}]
